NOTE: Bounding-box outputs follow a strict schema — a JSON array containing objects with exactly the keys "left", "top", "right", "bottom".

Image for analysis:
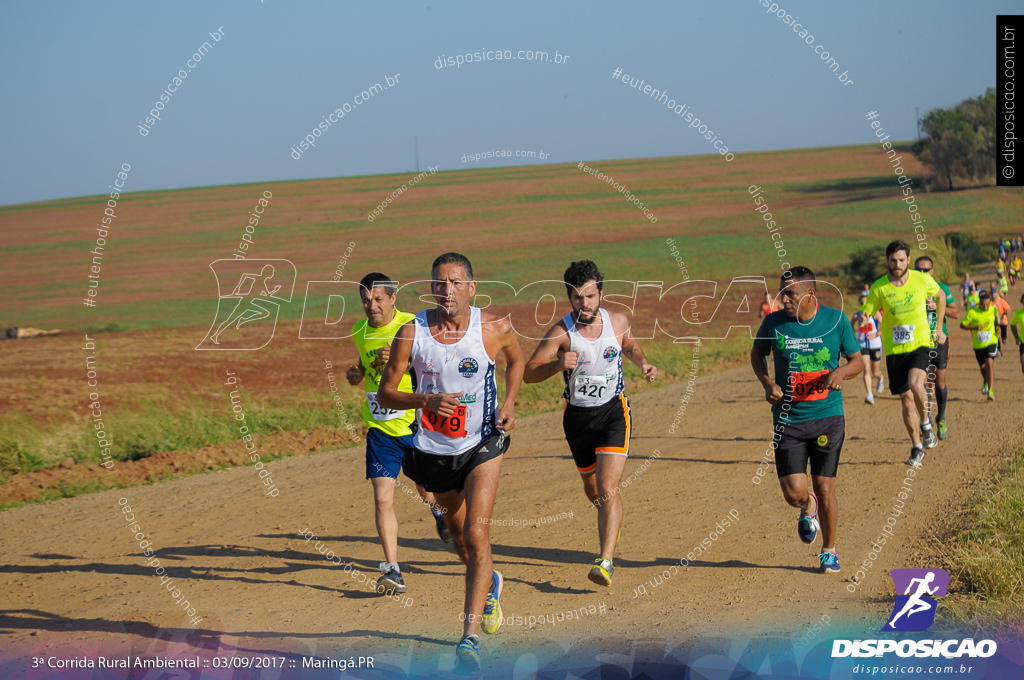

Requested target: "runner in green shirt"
[
  {"left": 346, "top": 272, "right": 451, "bottom": 596},
  {"left": 752, "top": 266, "right": 863, "bottom": 575},
  {"left": 861, "top": 241, "right": 945, "bottom": 467},
  {"left": 967, "top": 287, "right": 980, "bottom": 310},
  {"left": 1010, "top": 293, "right": 1024, "bottom": 376},
  {"left": 914, "top": 256, "right": 960, "bottom": 440},
  {"left": 960, "top": 290, "right": 1000, "bottom": 401}
]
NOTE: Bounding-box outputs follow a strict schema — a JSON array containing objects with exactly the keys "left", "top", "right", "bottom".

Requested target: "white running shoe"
[
  {"left": 865, "top": 392, "right": 875, "bottom": 405},
  {"left": 877, "top": 377, "right": 885, "bottom": 394}
]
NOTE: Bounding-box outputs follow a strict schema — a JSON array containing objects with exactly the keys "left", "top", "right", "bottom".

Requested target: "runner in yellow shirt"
[
  {"left": 960, "top": 290, "right": 1000, "bottom": 401},
  {"left": 1009, "top": 293, "right": 1024, "bottom": 376},
  {"left": 861, "top": 240, "right": 945, "bottom": 467},
  {"left": 347, "top": 272, "right": 451, "bottom": 595}
]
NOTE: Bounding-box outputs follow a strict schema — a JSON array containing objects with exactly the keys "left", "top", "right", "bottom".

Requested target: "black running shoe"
[{"left": 435, "top": 513, "right": 452, "bottom": 544}]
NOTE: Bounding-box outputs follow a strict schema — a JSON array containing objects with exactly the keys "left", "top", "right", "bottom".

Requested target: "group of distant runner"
[{"left": 336, "top": 240, "right": 1021, "bottom": 671}]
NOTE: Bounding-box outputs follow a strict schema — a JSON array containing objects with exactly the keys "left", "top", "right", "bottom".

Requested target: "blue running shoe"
[
  {"left": 376, "top": 562, "right": 407, "bottom": 594},
  {"left": 819, "top": 551, "right": 840, "bottom": 573},
  {"left": 481, "top": 571, "right": 503, "bottom": 634},
  {"left": 798, "top": 491, "right": 820, "bottom": 544},
  {"left": 455, "top": 634, "right": 481, "bottom": 673}
]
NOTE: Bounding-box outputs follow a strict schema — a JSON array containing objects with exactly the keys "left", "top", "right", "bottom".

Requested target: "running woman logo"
[
  {"left": 196, "top": 259, "right": 296, "bottom": 351},
  {"left": 602, "top": 346, "right": 619, "bottom": 360},
  {"left": 458, "top": 357, "right": 479, "bottom": 377},
  {"left": 881, "top": 568, "right": 949, "bottom": 632}
]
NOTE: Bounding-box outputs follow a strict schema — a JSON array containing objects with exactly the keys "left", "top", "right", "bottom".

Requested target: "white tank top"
[
  {"left": 856, "top": 313, "right": 882, "bottom": 350},
  {"left": 410, "top": 306, "right": 498, "bottom": 455},
  {"left": 562, "top": 308, "right": 624, "bottom": 408}
]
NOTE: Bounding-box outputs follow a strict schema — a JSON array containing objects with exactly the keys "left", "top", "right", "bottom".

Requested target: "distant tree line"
[{"left": 912, "top": 89, "right": 996, "bottom": 190}]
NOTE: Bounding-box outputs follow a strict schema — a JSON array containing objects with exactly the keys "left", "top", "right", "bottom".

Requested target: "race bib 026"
[{"left": 790, "top": 369, "right": 829, "bottom": 403}]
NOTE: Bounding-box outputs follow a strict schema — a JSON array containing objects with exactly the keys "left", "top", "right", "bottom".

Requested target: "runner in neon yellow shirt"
[
  {"left": 1011, "top": 293, "right": 1024, "bottom": 376},
  {"left": 960, "top": 290, "right": 999, "bottom": 401},
  {"left": 346, "top": 272, "right": 451, "bottom": 595},
  {"left": 861, "top": 240, "right": 945, "bottom": 466},
  {"left": 967, "top": 287, "right": 980, "bottom": 309}
]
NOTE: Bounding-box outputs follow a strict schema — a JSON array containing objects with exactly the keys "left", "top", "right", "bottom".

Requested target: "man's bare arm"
[{"left": 523, "top": 323, "right": 572, "bottom": 384}]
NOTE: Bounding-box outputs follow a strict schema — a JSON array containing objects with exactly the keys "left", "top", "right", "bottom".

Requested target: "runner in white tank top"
[
  {"left": 410, "top": 306, "right": 498, "bottom": 454},
  {"left": 562, "top": 308, "right": 625, "bottom": 408},
  {"left": 376, "top": 253, "right": 524, "bottom": 671},
  {"left": 524, "top": 260, "right": 657, "bottom": 589}
]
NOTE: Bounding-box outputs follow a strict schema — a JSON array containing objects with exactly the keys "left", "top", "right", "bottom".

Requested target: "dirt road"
[{"left": 2, "top": 339, "right": 1021, "bottom": 676}]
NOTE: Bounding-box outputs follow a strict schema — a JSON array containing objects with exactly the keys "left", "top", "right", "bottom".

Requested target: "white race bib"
[
  {"left": 891, "top": 324, "right": 915, "bottom": 345},
  {"left": 977, "top": 330, "right": 992, "bottom": 345},
  {"left": 366, "top": 392, "right": 403, "bottom": 421},
  {"left": 574, "top": 373, "right": 611, "bottom": 400}
]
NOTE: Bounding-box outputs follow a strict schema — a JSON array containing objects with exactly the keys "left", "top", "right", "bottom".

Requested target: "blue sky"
[{"left": 0, "top": 0, "right": 1013, "bottom": 205}]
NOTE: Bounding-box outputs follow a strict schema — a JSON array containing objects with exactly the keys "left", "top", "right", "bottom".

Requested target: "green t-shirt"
[
  {"left": 926, "top": 281, "right": 955, "bottom": 335},
  {"left": 967, "top": 292, "right": 980, "bottom": 309},
  {"left": 352, "top": 309, "right": 416, "bottom": 437},
  {"left": 753, "top": 305, "right": 862, "bottom": 424},
  {"left": 1011, "top": 308, "right": 1024, "bottom": 342},
  {"left": 862, "top": 270, "right": 940, "bottom": 354},
  {"left": 961, "top": 306, "right": 999, "bottom": 349}
]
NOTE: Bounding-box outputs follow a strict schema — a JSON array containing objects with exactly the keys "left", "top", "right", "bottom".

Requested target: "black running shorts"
[
  {"left": 973, "top": 344, "right": 998, "bottom": 365},
  {"left": 563, "top": 393, "right": 631, "bottom": 473},
  {"left": 411, "top": 431, "right": 510, "bottom": 494},
  {"left": 927, "top": 339, "right": 949, "bottom": 371},
  {"left": 886, "top": 346, "right": 931, "bottom": 395},
  {"left": 860, "top": 347, "right": 882, "bottom": 362},
  {"left": 773, "top": 415, "right": 845, "bottom": 479}
]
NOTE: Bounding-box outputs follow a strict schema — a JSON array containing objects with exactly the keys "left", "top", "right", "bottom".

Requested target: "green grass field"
[
  {"left": 4, "top": 143, "right": 1021, "bottom": 331},
  {"left": 2, "top": 143, "right": 1021, "bottom": 492}
]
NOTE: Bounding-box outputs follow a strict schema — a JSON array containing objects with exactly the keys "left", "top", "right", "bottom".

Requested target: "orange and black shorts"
[{"left": 562, "top": 393, "right": 631, "bottom": 473}]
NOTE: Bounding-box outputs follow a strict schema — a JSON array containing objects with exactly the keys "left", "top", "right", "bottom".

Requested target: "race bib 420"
[{"left": 574, "top": 373, "right": 611, "bottom": 400}]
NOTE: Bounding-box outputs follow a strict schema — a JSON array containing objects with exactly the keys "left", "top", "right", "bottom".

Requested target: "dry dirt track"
[{"left": 1, "top": 339, "right": 1022, "bottom": 674}]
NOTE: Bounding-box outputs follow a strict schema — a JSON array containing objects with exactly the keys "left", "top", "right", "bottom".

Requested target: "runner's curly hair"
[{"left": 564, "top": 260, "right": 604, "bottom": 298}]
